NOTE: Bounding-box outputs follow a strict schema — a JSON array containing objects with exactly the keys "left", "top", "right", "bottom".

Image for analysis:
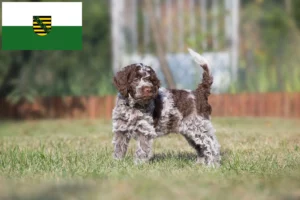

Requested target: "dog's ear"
[
  {"left": 147, "top": 66, "right": 160, "bottom": 95},
  {"left": 113, "top": 64, "right": 137, "bottom": 97}
]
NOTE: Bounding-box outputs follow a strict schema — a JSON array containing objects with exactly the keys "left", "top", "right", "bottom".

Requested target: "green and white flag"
[{"left": 2, "top": 2, "right": 82, "bottom": 50}]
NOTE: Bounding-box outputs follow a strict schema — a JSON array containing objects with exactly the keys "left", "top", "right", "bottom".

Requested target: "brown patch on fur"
[
  {"left": 194, "top": 64, "right": 213, "bottom": 119},
  {"left": 170, "top": 89, "right": 194, "bottom": 118},
  {"left": 153, "top": 94, "right": 162, "bottom": 127}
]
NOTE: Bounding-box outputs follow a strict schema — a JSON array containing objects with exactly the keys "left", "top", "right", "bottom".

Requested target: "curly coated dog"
[{"left": 112, "top": 48, "right": 221, "bottom": 167}]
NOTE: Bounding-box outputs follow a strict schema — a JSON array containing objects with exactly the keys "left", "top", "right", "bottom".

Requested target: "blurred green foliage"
[
  {"left": 292, "top": 0, "right": 300, "bottom": 29},
  {"left": 0, "top": 0, "right": 114, "bottom": 103},
  {"left": 230, "top": 0, "right": 300, "bottom": 93}
]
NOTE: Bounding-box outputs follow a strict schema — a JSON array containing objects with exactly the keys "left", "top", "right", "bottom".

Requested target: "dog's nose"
[{"left": 143, "top": 87, "right": 152, "bottom": 94}]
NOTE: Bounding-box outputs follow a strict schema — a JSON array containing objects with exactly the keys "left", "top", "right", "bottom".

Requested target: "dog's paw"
[
  {"left": 196, "top": 157, "right": 206, "bottom": 165},
  {"left": 196, "top": 157, "right": 221, "bottom": 168},
  {"left": 134, "top": 158, "right": 149, "bottom": 165},
  {"left": 113, "top": 153, "right": 125, "bottom": 161}
]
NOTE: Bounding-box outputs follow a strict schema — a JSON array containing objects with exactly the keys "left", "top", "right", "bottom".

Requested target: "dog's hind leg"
[
  {"left": 183, "top": 133, "right": 220, "bottom": 167},
  {"left": 181, "top": 119, "right": 221, "bottom": 167},
  {"left": 183, "top": 134, "right": 220, "bottom": 166},
  {"left": 112, "top": 132, "right": 131, "bottom": 160},
  {"left": 183, "top": 135, "right": 205, "bottom": 162}
]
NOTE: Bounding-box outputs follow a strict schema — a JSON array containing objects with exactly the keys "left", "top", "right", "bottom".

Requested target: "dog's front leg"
[
  {"left": 134, "top": 118, "right": 156, "bottom": 164},
  {"left": 135, "top": 134, "right": 153, "bottom": 164},
  {"left": 112, "top": 132, "right": 131, "bottom": 160}
]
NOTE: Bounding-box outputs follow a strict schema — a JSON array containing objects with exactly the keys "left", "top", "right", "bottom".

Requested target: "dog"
[{"left": 112, "top": 48, "right": 221, "bottom": 167}]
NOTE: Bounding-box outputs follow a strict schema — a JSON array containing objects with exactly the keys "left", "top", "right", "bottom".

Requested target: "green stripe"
[{"left": 2, "top": 26, "right": 82, "bottom": 50}]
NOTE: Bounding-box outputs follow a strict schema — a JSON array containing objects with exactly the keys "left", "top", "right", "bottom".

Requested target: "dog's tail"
[
  {"left": 188, "top": 48, "right": 213, "bottom": 118},
  {"left": 188, "top": 48, "right": 213, "bottom": 90}
]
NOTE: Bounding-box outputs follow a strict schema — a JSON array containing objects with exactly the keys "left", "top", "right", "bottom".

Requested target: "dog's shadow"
[
  {"left": 149, "top": 150, "right": 230, "bottom": 164},
  {"left": 150, "top": 152, "right": 197, "bottom": 163}
]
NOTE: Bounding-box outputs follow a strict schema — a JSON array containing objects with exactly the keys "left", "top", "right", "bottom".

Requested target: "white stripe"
[{"left": 2, "top": 2, "right": 82, "bottom": 26}]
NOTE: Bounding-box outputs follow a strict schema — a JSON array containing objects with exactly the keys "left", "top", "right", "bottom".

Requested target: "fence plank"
[
  {"left": 0, "top": 98, "right": 5, "bottom": 118},
  {"left": 296, "top": 93, "right": 300, "bottom": 118},
  {"left": 258, "top": 93, "right": 263, "bottom": 117},
  {"left": 88, "top": 96, "right": 96, "bottom": 119},
  {"left": 268, "top": 93, "right": 275, "bottom": 117},
  {"left": 210, "top": 95, "right": 220, "bottom": 117},
  {"left": 105, "top": 95, "right": 114, "bottom": 120},
  {"left": 241, "top": 94, "right": 246, "bottom": 117}
]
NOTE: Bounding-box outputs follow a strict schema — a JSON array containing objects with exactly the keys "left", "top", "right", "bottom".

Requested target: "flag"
[{"left": 2, "top": 2, "right": 82, "bottom": 50}]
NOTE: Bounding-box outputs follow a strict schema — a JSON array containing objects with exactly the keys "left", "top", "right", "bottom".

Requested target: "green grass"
[{"left": 0, "top": 118, "right": 300, "bottom": 200}]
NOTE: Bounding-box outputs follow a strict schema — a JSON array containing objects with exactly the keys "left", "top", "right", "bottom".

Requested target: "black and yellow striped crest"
[{"left": 33, "top": 16, "right": 51, "bottom": 36}]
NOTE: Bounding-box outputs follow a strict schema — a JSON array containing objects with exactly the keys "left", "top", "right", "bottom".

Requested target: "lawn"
[{"left": 0, "top": 117, "right": 299, "bottom": 200}]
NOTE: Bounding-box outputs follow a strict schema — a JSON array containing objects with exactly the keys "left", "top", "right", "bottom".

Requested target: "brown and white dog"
[{"left": 112, "top": 48, "right": 221, "bottom": 167}]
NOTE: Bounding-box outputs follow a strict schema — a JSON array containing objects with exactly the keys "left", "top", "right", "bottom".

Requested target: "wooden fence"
[{"left": 0, "top": 92, "right": 300, "bottom": 120}]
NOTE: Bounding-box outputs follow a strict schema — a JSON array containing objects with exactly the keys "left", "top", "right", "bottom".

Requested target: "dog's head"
[{"left": 113, "top": 63, "right": 160, "bottom": 104}]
